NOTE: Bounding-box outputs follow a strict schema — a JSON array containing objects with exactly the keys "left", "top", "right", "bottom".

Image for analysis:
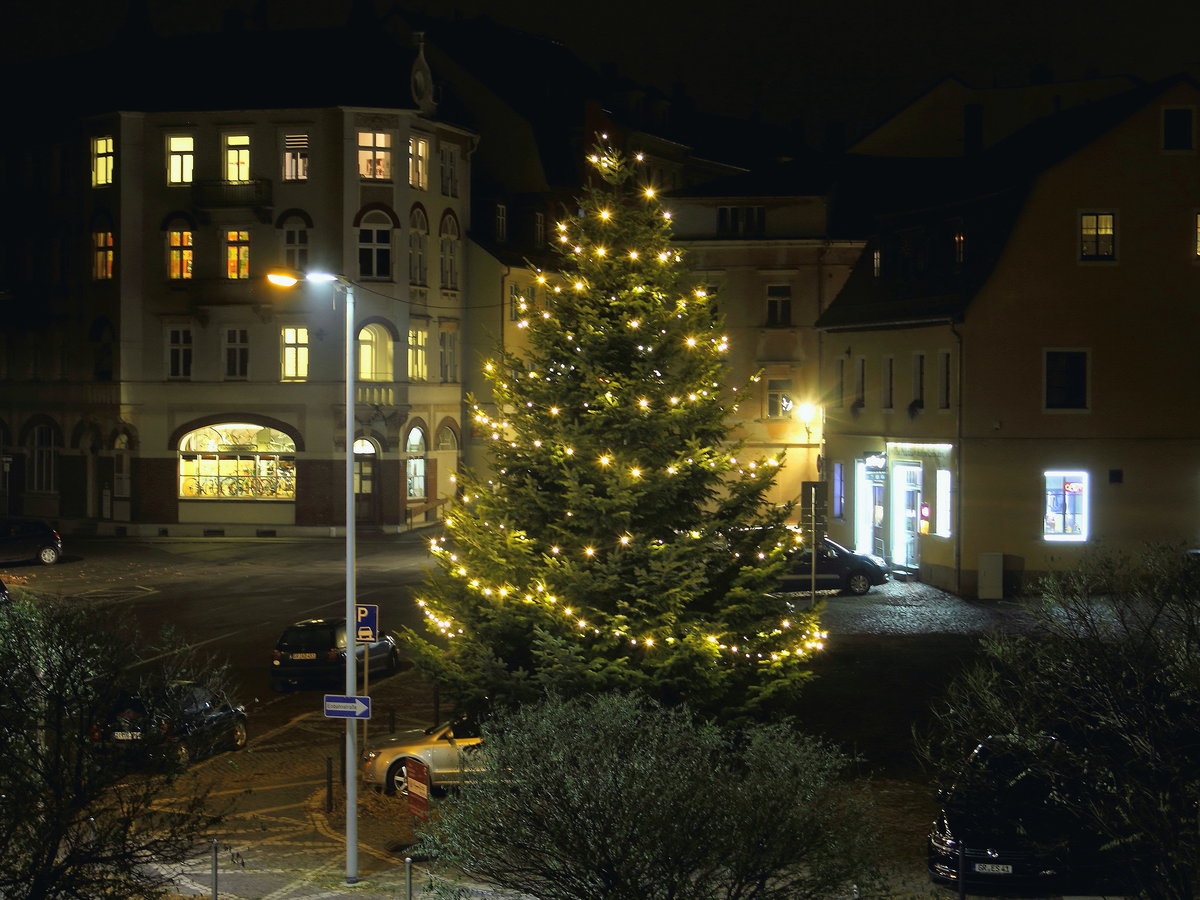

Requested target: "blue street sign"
[
  {"left": 323, "top": 695, "right": 372, "bottom": 719},
  {"left": 355, "top": 603, "right": 379, "bottom": 643}
]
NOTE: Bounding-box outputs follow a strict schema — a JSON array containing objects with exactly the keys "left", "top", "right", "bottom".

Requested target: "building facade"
[
  {"left": 818, "top": 76, "right": 1200, "bottom": 596},
  {"left": 1, "top": 52, "right": 475, "bottom": 535}
]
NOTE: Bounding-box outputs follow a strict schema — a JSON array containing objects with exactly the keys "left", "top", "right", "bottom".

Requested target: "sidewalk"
[{"left": 161, "top": 668, "right": 523, "bottom": 899}]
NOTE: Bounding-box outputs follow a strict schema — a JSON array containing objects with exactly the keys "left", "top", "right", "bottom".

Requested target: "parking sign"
[{"left": 355, "top": 603, "right": 379, "bottom": 643}]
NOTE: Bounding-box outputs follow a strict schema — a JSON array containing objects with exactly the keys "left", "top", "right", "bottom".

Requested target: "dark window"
[
  {"left": 1163, "top": 108, "right": 1194, "bottom": 151},
  {"left": 765, "top": 285, "right": 792, "bottom": 326},
  {"left": 1045, "top": 350, "right": 1088, "bottom": 410}
]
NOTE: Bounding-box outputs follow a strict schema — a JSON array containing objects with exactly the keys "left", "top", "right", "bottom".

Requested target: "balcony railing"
[{"left": 192, "top": 179, "right": 273, "bottom": 209}]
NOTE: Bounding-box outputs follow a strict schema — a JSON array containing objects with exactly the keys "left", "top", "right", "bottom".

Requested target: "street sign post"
[
  {"left": 355, "top": 603, "right": 379, "bottom": 643},
  {"left": 323, "top": 695, "right": 372, "bottom": 719}
]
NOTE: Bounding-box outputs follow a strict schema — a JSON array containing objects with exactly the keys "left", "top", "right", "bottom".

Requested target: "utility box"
[{"left": 978, "top": 552, "right": 1005, "bottom": 600}]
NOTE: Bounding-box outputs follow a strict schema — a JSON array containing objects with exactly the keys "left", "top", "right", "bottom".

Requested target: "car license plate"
[
  {"left": 974, "top": 863, "right": 1012, "bottom": 874},
  {"left": 113, "top": 731, "right": 141, "bottom": 741},
  {"left": 291, "top": 652, "right": 318, "bottom": 660}
]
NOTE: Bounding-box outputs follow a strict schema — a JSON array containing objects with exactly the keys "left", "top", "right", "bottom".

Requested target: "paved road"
[{"left": 3, "top": 537, "right": 1068, "bottom": 899}]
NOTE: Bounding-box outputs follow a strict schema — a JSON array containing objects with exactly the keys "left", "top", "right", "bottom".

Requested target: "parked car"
[
  {"left": 0, "top": 518, "right": 63, "bottom": 565},
  {"left": 270, "top": 617, "right": 400, "bottom": 691},
  {"left": 362, "top": 717, "right": 484, "bottom": 797},
  {"left": 91, "top": 681, "right": 248, "bottom": 768},
  {"left": 778, "top": 536, "right": 889, "bottom": 595},
  {"left": 927, "top": 737, "right": 1123, "bottom": 894}
]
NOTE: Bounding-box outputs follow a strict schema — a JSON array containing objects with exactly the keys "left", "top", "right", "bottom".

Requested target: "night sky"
[{"left": 7, "top": 0, "right": 1200, "bottom": 137}]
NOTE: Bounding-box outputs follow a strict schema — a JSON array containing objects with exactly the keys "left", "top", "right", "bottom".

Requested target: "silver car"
[{"left": 361, "top": 717, "right": 483, "bottom": 796}]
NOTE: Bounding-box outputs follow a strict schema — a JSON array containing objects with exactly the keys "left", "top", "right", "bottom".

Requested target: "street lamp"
[{"left": 266, "top": 269, "right": 360, "bottom": 883}]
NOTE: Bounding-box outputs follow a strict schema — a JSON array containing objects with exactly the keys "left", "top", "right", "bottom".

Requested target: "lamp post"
[{"left": 267, "top": 270, "right": 359, "bottom": 883}]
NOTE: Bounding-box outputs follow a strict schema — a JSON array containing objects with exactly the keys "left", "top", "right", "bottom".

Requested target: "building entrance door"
[{"left": 892, "top": 464, "right": 921, "bottom": 568}]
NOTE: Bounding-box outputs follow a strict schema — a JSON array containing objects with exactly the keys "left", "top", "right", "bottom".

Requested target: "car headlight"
[
  {"left": 928, "top": 817, "right": 957, "bottom": 855},
  {"left": 869, "top": 555, "right": 887, "bottom": 569},
  {"left": 363, "top": 750, "right": 380, "bottom": 762}
]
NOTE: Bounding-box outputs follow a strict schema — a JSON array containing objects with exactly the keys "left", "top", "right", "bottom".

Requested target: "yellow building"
[{"left": 818, "top": 76, "right": 1200, "bottom": 596}]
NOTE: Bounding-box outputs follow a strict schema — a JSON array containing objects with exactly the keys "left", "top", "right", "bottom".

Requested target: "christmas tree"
[{"left": 404, "top": 144, "right": 825, "bottom": 718}]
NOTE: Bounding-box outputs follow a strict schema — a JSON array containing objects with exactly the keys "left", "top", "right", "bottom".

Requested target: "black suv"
[
  {"left": 271, "top": 617, "right": 400, "bottom": 691},
  {"left": 779, "top": 536, "right": 890, "bottom": 595},
  {"left": 0, "top": 518, "right": 64, "bottom": 565}
]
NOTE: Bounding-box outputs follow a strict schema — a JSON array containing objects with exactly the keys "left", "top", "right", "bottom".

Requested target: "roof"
[{"left": 817, "top": 76, "right": 1197, "bottom": 332}]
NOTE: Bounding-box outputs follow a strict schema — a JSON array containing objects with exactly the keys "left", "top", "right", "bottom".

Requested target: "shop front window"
[
  {"left": 178, "top": 424, "right": 296, "bottom": 500},
  {"left": 1043, "top": 471, "right": 1088, "bottom": 541}
]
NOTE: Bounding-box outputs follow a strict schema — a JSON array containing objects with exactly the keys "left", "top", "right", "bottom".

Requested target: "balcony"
[{"left": 192, "top": 179, "right": 273, "bottom": 221}]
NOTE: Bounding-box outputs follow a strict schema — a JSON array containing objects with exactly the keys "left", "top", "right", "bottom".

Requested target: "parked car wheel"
[
  {"left": 845, "top": 570, "right": 874, "bottom": 595},
  {"left": 227, "top": 717, "right": 248, "bottom": 750},
  {"left": 386, "top": 757, "right": 412, "bottom": 796},
  {"left": 38, "top": 545, "right": 61, "bottom": 565}
]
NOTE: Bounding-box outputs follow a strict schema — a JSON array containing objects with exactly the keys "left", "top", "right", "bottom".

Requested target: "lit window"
[
  {"left": 224, "top": 328, "right": 249, "bottom": 379},
  {"left": 408, "top": 324, "right": 428, "bottom": 381},
  {"left": 872, "top": 248, "right": 882, "bottom": 277},
  {"left": 765, "top": 284, "right": 792, "bottom": 326},
  {"left": 359, "top": 218, "right": 392, "bottom": 280},
  {"left": 91, "top": 136, "right": 114, "bottom": 186},
  {"left": 281, "top": 327, "right": 309, "bottom": 380},
  {"left": 177, "top": 424, "right": 296, "bottom": 500},
  {"left": 1044, "top": 349, "right": 1089, "bottom": 410},
  {"left": 225, "top": 230, "right": 250, "bottom": 279},
  {"left": 832, "top": 461, "right": 845, "bottom": 518},
  {"left": 508, "top": 282, "right": 524, "bottom": 321},
  {"left": 406, "top": 427, "right": 426, "bottom": 499},
  {"left": 1194, "top": 213, "right": 1200, "bottom": 259},
  {"left": 358, "top": 323, "right": 393, "bottom": 382},
  {"left": 409, "top": 136, "right": 429, "bottom": 189},
  {"left": 167, "top": 229, "right": 193, "bottom": 280},
  {"left": 1043, "top": 471, "right": 1088, "bottom": 542},
  {"left": 953, "top": 228, "right": 965, "bottom": 264},
  {"left": 409, "top": 208, "right": 428, "bottom": 285},
  {"left": 439, "top": 145, "right": 459, "bottom": 196},
  {"left": 283, "top": 133, "right": 309, "bottom": 181},
  {"left": 168, "top": 327, "right": 192, "bottom": 379},
  {"left": 766, "top": 379, "right": 793, "bottom": 418},
  {"left": 440, "top": 216, "right": 460, "bottom": 289},
  {"left": 283, "top": 223, "right": 308, "bottom": 271},
  {"left": 439, "top": 329, "right": 458, "bottom": 382},
  {"left": 168, "top": 136, "right": 194, "bottom": 184},
  {"left": 92, "top": 231, "right": 114, "bottom": 280},
  {"left": 1080, "top": 212, "right": 1115, "bottom": 260},
  {"left": 357, "top": 131, "right": 391, "bottom": 180},
  {"left": 225, "top": 134, "right": 250, "bottom": 182},
  {"left": 935, "top": 469, "right": 952, "bottom": 537}
]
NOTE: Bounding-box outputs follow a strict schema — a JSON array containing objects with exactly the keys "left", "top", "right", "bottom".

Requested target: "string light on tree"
[{"left": 404, "top": 141, "right": 824, "bottom": 718}]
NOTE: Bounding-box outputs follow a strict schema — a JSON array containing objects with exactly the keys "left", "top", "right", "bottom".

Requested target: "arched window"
[
  {"left": 353, "top": 438, "right": 375, "bottom": 497},
  {"left": 440, "top": 215, "right": 460, "bottom": 290},
  {"left": 405, "top": 426, "right": 426, "bottom": 499},
  {"left": 436, "top": 424, "right": 458, "bottom": 451},
  {"left": 358, "top": 212, "right": 392, "bottom": 280},
  {"left": 178, "top": 423, "right": 296, "bottom": 500},
  {"left": 357, "top": 323, "right": 393, "bottom": 381},
  {"left": 409, "top": 208, "right": 428, "bottom": 285},
  {"left": 282, "top": 215, "right": 309, "bottom": 271}
]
